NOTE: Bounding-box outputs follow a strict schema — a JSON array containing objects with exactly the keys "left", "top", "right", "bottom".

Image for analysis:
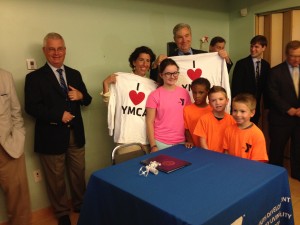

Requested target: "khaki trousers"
[
  {"left": 0, "top": 144, "right": 31, "bottom": 225},
  {"left": 39, "top": 130, "right": 86, "bottom": 218}
]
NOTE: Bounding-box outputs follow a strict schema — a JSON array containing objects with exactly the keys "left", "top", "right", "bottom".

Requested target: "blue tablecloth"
[{"left": 78, "top": 145, "right": 294, "bottom": 225}]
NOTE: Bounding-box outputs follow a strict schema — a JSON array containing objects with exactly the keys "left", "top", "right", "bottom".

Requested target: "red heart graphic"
[
  {"left": 129, "top": 90, "right": 145, "bottom": 105},
  {"left": 187, "top": 68, "right": 202, "bottom": 80}
]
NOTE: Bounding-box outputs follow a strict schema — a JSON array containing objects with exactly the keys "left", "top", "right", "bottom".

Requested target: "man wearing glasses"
[
  {"left": 267, "top": 40, "right": 300, "bottom": 181},
  {"left": 25, "top": 32, "right": 92, "bottom": 225}
]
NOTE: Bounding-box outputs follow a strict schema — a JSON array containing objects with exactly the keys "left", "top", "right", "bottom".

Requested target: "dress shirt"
[
  {"left": 178, "top": 49, "right": 193, "bottom": 56},
  {"left": 47, "top": 62, "right": 68, "bottom": 86}
]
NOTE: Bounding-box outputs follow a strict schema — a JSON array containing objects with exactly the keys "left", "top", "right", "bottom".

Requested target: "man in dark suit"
[
  {"left": 231, "top": 35, "right": 270, "bottom": 124},
  {"left": 267, "top": 40, "right": 300, "bottom": 181},
  {"left": 209, "top": 36, "right": 233, "bottom": 72},
  {"left": 25, "top": 32, "right": 92, "bottom": 225},
  {"left": 150, "top": 23, "right": 206, "bottom": 81}
]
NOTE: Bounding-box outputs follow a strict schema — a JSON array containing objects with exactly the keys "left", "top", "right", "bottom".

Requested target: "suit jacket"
[
  {"left": 25, "top": 63, "right": 92, "bottom": 154},
  {"left": 150, "top": 48, "right": 207, "bottom": 81},
  {"left": 226, "top": 59, "right": 233, "bottom": 73},
  {"left": 231, "top": 55, "right": 270, "bottom": 122},
  {"left": 267, "top": 62, "right": 300, "bottom": 126},
  {"left": 0, "top": 69, "right": 25, "bottom": 158}
]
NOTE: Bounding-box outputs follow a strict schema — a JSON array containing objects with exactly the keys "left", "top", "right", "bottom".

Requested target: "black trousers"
[{"left": 268, "top": 123, "right": 300, "bottom": 179}]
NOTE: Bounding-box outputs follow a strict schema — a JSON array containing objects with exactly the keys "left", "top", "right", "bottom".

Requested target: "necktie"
[
  {"left": 183, "top": 52, "right": 191, "bottom": 55},
  {"left": 292, "top": 67, "right": 299, "bottom": 97},
  {"left": 57, "top": 69, "right": 68, "bottom": 95},
  {"left": 255, "top": 61, "right": 260, "bottom": 86}
]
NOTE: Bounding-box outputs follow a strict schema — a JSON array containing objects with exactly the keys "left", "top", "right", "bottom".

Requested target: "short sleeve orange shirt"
[
  {"left": 183, "top": 104, "right": 212, "bottom": 147},
  {"left": 223, "top": 124, "right": 268, "bottom": 162},
  {"left": 194, "top": 112, "right": 235, "bottom": 153}
]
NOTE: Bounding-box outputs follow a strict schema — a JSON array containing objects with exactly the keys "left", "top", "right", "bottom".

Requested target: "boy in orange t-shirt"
[
  {"left": 223, "top": 93, "right": 268, "bottom": 162},
  {"left": 194, "top": 86, "right": 235, "bottom": 153},
  {"left": 184, "top": 78, "right": 212, "bottom": 148}
]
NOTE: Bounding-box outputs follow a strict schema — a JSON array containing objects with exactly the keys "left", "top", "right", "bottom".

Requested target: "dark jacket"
[
  {"left": 25, "top": 63, "right": 92, "bottom": 154},
  {"left": 231, "top": 55, "right": 270, "bottom": 123},
  {"left": 267, "top": 62, "right": 300, "bottom": 126}
]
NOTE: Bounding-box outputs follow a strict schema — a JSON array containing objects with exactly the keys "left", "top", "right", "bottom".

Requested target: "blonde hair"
[{"left": 232, "top": 93, "right": 256, "bottom": 111}]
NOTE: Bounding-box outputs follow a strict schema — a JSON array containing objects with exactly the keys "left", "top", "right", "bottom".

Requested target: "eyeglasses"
[
  {"left": 46, "top": 47, "right": 66, "bottom": 53},
  {"left": 162, "top": 71, "right": 180, "bottom": 77}
]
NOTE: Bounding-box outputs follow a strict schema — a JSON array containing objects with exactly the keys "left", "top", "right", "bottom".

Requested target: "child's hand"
[{"left": 185, "top": 142, "right": 194, "bottom": 149}]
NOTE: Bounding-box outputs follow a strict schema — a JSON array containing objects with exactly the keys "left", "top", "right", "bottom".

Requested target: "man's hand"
[
  {"left": 287, "top": 107, "right": 298, "bottom": 116},
  {"left": 68, "top": 85, "right": 83, "bottom": 101},
  {"left": 295, "top": 108, "right": 300, "bottom": 117},
  {"left": 152, "top": 54, "right": 168, "bottom": 69},
  {"left": 62, "top": 111, "right": 75, "bottom": 123},
  {"left": 218, "top": 50, "right": 231, "bottom": 64}
]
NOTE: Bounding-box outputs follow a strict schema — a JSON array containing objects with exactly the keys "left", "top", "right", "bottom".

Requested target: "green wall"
[{"left": 0, "top": 0, "right": 229, "bottom": 222}]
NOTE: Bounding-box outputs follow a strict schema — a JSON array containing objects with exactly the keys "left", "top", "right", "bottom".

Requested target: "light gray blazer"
[{"left": 0, "top": 68, "right": 25, "bottom": 158}]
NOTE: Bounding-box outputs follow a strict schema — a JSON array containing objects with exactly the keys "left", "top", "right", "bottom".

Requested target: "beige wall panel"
[
  {"left": 263, "top": 15, "right": 271, "bottom": 63},
  {"left": 291, "top": 10, "right": 300, "bottom": 40},
  {"left": 256, "top": 16, "right": 265, "bottom": 35},
  {"left": 270, "top": 13, "right": 283, "bottom": 67},
  {"left": 283, "top": 11, "right": 292, "bottom": 59}
]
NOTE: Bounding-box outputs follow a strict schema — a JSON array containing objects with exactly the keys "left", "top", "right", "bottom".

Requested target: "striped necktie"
[{"left": 57, "top": 69, "right": 68, "bottom": 95}]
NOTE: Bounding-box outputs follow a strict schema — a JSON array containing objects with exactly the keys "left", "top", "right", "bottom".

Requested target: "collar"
[
  {"left": 178, "top": 49, "right": 192, "bottom": 56},
  {"left": 252, "top": 58, "right": 261, "bottom": 64},
  {"left": 47, "top": 62, "right": 65, "bottom": 74}
]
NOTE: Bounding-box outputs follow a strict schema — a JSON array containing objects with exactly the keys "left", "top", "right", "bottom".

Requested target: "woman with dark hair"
[
  {"left": 101, "top": 46, "right": 157, "bottom": 149},
  {"left": 102, "top": 46, "right": 156, "bottom": 101},
  {"left": 146, "top": 58, "right": 191, "bottom": 152}
]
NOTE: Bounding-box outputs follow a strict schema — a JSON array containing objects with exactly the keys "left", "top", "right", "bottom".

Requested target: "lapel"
[
  {"left": 246, "top": 55, "right": 255, "bottom": 81},
  {"left": 64, "top": 66, "right": 72, "bottom": 87}
]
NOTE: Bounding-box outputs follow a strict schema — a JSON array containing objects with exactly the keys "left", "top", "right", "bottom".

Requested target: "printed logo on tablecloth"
[
  {"left": 258, "top": 196, "right": 293, "bottom": 225},
  {"left": 230, "top": 196, "right": 294, "bottom": 225}
]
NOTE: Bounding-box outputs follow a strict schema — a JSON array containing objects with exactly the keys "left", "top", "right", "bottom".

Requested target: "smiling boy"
[
  {"left": 223, "top": 93, "right": 268, "bottom": 162},
  {"left": 194, "top": 86, "right": 235, "bottom": 152}
]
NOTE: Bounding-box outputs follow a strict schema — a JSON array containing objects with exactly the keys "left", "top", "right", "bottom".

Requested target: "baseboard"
[{"left": 0, "top": 206, "right": 54, "bottom": 225}]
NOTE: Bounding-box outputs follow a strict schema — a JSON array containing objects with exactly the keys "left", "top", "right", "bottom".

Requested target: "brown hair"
[
  {"left": 285, "top": 40, "right": 300, "bottom": 55},
  {"left": 208, "top": 86, "right": 227, "bottom": 99}
]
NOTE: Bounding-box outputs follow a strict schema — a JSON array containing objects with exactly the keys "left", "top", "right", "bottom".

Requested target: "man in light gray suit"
[{"left": 0, "top": 68, "right": 31, "bottom": 225}]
